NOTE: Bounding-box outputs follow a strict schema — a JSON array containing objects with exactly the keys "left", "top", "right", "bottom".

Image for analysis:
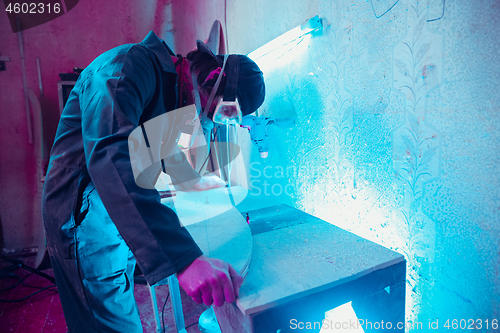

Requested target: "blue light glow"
[{"left": 248, "top": 16, "right": 322, "bottom": 74}]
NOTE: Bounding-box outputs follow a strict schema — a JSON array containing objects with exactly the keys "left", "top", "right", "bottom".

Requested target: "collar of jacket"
[{"left": 141, "top": 31, "right": 177, "bottom": 74}]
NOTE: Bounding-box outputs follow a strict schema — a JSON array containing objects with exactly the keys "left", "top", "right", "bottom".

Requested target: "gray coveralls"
[{"left": 42, "top": 31, "right": 203, "bottom": 332}]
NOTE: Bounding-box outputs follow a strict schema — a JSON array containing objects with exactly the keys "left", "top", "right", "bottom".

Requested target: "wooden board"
[
  {"left": 166, "top": 186, "right": 248, "bottom": 226},
  {"left": 184, "top": 207, "right": 251, "bottom": 276},
  {"left": 162, "top": 186, "right": 253, "bottom": 276},
  {"left": 29, "top": 88, "right": 46, "bottom": 268},
  {"left": 234, "top": 205, "right": 405, "bottom": 316}
]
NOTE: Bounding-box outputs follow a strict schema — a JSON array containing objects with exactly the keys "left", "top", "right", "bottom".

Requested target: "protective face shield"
[
  {"left": 178, "top": 50, "right": 231, "bottom": 151},
  {"left": 197, "top": 53, "right": 242, "bottom": 125},
  {"left": 188, "top": 40, "right": 264, "bottom": 146},
  {"left": 210, "top": 54, "right": 242, "bottom": 125},
  {"left": 212, "top": 98, "right": 242, "bottom": 125}
]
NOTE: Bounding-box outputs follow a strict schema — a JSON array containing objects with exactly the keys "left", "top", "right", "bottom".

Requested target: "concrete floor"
[{"left": 0, "top": 253, "right": 208, "bottom": 333}]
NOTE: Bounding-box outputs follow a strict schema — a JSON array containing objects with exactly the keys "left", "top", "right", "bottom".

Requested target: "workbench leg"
[
  {"left": 168, "top": 274, "right": 188, "bottom": 333},
  {"left": 149, "top": 284, "right": 163, "bottom": 333},
  {"left": 149, "top": 275, "right": 187, "bottom": 333}
]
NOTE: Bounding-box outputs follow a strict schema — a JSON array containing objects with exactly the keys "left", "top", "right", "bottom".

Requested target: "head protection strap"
[
  {"left": 203, "top": 54, "right": 229, "bottom": 119},
  {"left": 223, "top": 55, "right": 240, "bottom": 103}
]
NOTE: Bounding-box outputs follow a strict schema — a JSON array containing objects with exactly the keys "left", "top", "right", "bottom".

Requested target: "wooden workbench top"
[{"left": 236, "top": 204, "right": 405, "bottom": 316}]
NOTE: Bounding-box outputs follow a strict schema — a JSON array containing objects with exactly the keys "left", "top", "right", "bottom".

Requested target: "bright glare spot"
[
  {"left": 250, "top": 34, "right": 312, "bottom": 74},
  {"left": 248, "top": 26, "right": 303, "bottom": 60},
  {"left": 308, "top": 72, "right": 315, "bottom": 76},
  {"left": 320, "top": 302, "right": 365, "bottom": 332},
  {"left": 247, "top": 16, "right": 322, "bottom": 75}
]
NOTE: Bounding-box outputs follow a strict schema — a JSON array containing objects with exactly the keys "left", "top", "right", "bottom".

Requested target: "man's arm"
[
  {"left": 80, "top": 50, "right": 202, "bottom": 284},
  {"left": 81, "top": 47, "right": 240, "bottom": 304}
]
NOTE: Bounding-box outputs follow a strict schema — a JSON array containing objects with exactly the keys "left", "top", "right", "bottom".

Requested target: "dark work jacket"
[{"left": 42, "top": 31, "right": 202, "bottom": 285}]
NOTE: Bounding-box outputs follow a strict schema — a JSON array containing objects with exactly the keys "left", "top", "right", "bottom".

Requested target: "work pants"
[{"left": 50, "top": 182, "right": 143, "bottom": 333}]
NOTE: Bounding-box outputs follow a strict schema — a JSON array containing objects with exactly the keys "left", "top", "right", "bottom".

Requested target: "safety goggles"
[
  {"left": 212, "top": 97, "right": 242, "bottom": 125},
  {"left": 201, "top": 53, "right": 242, "bottom": 125}
]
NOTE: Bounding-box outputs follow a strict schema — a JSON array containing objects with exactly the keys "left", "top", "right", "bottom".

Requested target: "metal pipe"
[
  {"left": 36, "top": 57, "right": 43, "bottom": 97},
  {"left": 16, "top": 18, "right": 33, "bottom": 144}
]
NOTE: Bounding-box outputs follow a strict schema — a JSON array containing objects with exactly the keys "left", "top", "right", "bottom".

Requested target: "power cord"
[
  {"left": 197, "top": 125, "right": 221, "bottom": 174},
  {"left": 160, "top": 291, "right": 201, "bottom": 332},
  {"left": 186, "top": 321, "right": 198, "bottom": 329},
  {"left": 161, "top": 293, "right": 170, "bottom": 332},
  {"left": 0, "top": 269, "right": 57, "bottom": 303}
]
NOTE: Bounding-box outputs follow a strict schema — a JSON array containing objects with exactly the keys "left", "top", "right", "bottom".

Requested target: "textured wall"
[
  {"left": 0, "top": 0, "right": 224, "bottom": 251},
  {"left": 0, "top": 0, "right": 159, "bottom": 251},
  {"left": 1, "top": 0, "right": 498, "bottom": 328},
  {"left": 229, "top": 0, "right": 500, "bottom": 328}
]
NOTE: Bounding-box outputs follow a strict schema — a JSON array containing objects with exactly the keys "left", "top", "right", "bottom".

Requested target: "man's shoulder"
[
  {"left": 138, "top": 31, "right": 177, "bottom": 74},
  {"left": 85, "top": 42, "right": 153, "bottom": 70},
  {"left": 80, "top": 32, "right": 176, "bottom": 80}
]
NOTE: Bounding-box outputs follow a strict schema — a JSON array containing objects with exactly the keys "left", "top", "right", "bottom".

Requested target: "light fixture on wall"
[
  {"left": 241, "top": 16, "right": 322, "bottom": 158},
  {"left": 248, "top": 15, "right": 323, "bottom": 72}
]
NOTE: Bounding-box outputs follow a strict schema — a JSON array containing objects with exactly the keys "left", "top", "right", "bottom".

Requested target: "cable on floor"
[{"left": 0, "top": 270, "right": 57, "bottom": 303}]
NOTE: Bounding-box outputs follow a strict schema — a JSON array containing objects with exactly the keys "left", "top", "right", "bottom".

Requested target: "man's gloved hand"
[
  {"left": 192, "top": 173, "right": 226, "bottom": 191},
  {"left": 177, "top": 255, "right": 243, "bottom": 307}
]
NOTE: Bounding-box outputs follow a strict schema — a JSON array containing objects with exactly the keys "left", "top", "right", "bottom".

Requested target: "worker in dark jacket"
[{"left": 42, "top": 31, "right": 265, "bottom": 332}]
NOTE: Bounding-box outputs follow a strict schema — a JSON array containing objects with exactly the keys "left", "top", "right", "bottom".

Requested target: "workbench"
[
  {"left": 158, "top": 187, "right": 406, "bottom": 332},
  {"left": 213, "top": 201, "right": 406, "bottom": 333}
]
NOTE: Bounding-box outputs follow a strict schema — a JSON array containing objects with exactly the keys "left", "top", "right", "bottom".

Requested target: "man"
[{"left": 42, "top": 31, "right": 265, "bottom": 332}]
